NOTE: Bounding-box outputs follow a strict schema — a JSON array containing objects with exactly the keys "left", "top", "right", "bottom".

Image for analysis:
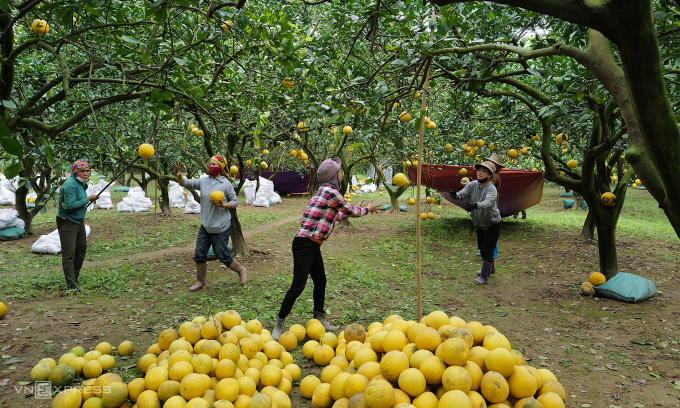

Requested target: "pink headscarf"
[{"left": 72, "top": 159, "right": 90, "bottom": 175}]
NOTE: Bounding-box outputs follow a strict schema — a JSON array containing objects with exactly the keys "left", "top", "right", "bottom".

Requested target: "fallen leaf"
[{"left": 606, "top": 364, "right": 618, "bottom": 371}]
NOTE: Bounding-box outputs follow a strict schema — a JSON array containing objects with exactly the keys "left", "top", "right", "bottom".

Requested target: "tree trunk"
[
  {"left": 125, "top": 172, "right": 133, "bottom": 187},
  {"left": 592, "top": 204, "right": 620, "bottom": 280},
  {"left": 389, "top": 193, "right": 400, "bottom": 213},
  {"left": 578, "top": 210, "right": 595, "bottom": 241},
  {"left": 229, "top": 208, "right": 248, "bottom": 256},
  {"left": 158, "top": 180, "right": 171, "bottom": 214},
  {"left": 14, "top": 186, "right": 35, "bottom": 235},
  {"left": 336, "top": 218, "right": 352, "bottom": 229}
]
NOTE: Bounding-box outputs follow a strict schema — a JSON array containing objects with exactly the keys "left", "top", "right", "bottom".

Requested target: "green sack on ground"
[
  {"left": 594, "top": 272, "right": 656, "bottom": 303},
  {"left": 0, "top": 227, "right": 26, "bottom": 241},
  {"left": 113, "top": 186, "right": 130, "bottom": 192},
  {"left": 563, "top": 199, "right": 574, "bottom": 209}
]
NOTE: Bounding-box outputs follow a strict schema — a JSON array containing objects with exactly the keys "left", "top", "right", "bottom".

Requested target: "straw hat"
[
  {"left": 484, "top": 153, "right": 503, "bottom": 169},
  {"left": 474, "top": 161, "right": 497, "bottom": 175}
]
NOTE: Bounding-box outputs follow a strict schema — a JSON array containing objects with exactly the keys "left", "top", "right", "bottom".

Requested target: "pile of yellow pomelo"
[
  {"left": 581, "top": 272, "right": 606, "bottom": 296},
  {"left": 30, "top": 309, "right": 568, "bottom": 408},
  {"left": 292, "top": 312, "right": 566, "bottom": 408},
  {"left": 33, "top": 310, "right": 300, "bottom": 408}
]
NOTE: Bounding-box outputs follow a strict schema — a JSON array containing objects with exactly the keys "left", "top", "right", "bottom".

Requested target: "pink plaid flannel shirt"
[{"left": 296, "top": 185, "right": 368, "bottom": 242}]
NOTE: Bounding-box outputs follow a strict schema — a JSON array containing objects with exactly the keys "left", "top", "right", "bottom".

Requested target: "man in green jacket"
[{"left": 57, "top": 159, "right": 98, "bottom": 291}]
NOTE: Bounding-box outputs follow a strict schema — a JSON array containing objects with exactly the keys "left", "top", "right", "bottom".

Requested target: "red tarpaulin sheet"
[
  {"left": 245, "top": 168, "right": 315, "bottom": 195},
  {"left": 408, "top": 164, "right": 544, "bottom": 218}
]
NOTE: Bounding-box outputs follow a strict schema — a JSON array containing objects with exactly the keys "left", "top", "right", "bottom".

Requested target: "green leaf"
[
  {"left": 349, "top": 142, "right": 362, "bottom": 149},
  {"left": 0, "top": 137, "right": 22, "bottom": 156},
  {"left": 1, "top": 100, "right": 16, "bottom": 109},
  {"left": 121, "top": 36, "right": 143, "bottom": 45},
  {"left": 237, "top": 12, "right": 248, "bottom": 30},
  {"left": 527, "top": 68, "right": 542, "bottom": 77},
  {"left": 0, "top": 123, "right": 10, "bottom": 138},
  {"left": 41, "top": 138, "right": 54, "bottom": 168},
  {"left": 173, "top": 57, "right": 186, "bottom": 65},
  {"left": 149, "top": 0, "right": 166, "bottom": 10},
  {"left": 653, "top": 11, "right": 667, "bottom": 20},
  {"left": 18, "top": 381, "right": 30, "bottom": 386},
  {"left": 4, "top": 162, "right": 24, "bottom": 179},
  {"left": 155, "top": 7, "right": 168, "bottom": 23}
]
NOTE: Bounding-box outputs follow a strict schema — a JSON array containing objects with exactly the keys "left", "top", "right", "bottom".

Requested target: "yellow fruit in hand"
[{"left": 210, "top": 191, "right": 225, "bottom": 201}]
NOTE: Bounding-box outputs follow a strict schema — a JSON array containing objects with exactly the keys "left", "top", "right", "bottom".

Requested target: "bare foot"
[{"left": 238, "top": 267, "right": 247, "bottom": 285}]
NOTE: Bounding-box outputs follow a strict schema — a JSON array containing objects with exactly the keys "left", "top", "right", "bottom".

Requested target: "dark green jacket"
[{"left": 57, "top": 175, "right": 88, "bottom": 224}]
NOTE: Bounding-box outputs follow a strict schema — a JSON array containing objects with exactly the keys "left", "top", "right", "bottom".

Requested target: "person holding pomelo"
[
  {"left": 174, "top": 155, "right": 246, "bottom": 290},
  {"left": 56, "top": 159, "right": 100, "bottom": 292},
  {"left": 450, "top": 160, "right": 501, "bottom": 285},
  {"left": 271, "top": 158, "right": 381, "bottom": 340}
]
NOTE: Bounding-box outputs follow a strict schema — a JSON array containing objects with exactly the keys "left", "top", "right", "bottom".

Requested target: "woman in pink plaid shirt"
[{"left": 272, "top": 158, "right": 381, "bottom": 340}]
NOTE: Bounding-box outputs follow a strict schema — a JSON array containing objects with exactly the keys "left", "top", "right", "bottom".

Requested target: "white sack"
[
  {"left": 360, "top": 183, "right": 377, "bottom": 193},
  {"left": 243, "top": 179, "right": 257, "bottom": 205},
  {"left": 184, "top": 191, "right": 201, "bottom": 214},
  {"left": 0, "top": 184, "right": 15, "bottom": 206},
  {"left": 31, "top": 225, "right": 91, "bottom": 254},
  {"left": 253, "top": 177, "right": 274, "bottom": 207},
  {"left": 169, "top": 181, "right": 185, "bottom": 208},
  {"left": 117, "top": 187, "right": 152, "bottom": 212},
  {"left": 0, "top": 209, "right": 24, "bottom": 229}
]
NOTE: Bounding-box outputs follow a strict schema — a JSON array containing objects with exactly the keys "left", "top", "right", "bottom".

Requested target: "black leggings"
[
  {"left": 477, "top": 221, "right": 502, "bottom": 263},
  {"left": 278, "top": 237, "right": 327, "bottom": 319}
]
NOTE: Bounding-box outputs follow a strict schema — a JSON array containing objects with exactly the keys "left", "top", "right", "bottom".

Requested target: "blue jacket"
[{"left": 57, "top": 175, "right": 89, "bottom": 224}]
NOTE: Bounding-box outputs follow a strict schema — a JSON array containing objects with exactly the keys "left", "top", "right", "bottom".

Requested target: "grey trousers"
[{"left": 56, "top": 217, "right": 87, "bottom": 288}]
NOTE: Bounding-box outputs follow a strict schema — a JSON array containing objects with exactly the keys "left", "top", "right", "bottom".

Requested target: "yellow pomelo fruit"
[
  {"left": 415, "top": 327, "right": 441, "bottom": 352},
  {"left": 238, "top": 338, "right": 258, "bottom": 359},
  {"left": 136, "top": 389, "right": 161, "bottom": 408},
  {"left": 118, "top": 341, "right": 135, "bottom": 356},
  {"left": 483, "top": 331, "right": 511, "bottom": 352},
  {"left": 440, "top": 338, "right": 470, "bottom": 366},
  {"left": 260, "top": 364, "right": 283, "bottom": 386},
  {"left": 409, "top": 349, "right": 434, "bottom": 369},
  {"left": 52, "top": 388, "right": 82, "bottom": 408},
  {"left": 468, "top": 346, "right": 489, "bottom": 371},
  {"left": 464, "top": 322, "right": 487, "bottom": 346},
  {"left": 449, "top": 328, "right": 474, "bottom": 349},
  {"left": 364, "top": 380, "right": 394, "bottom": 408},
  {"left": 94, "top": 373, "right": 122, "bottom": 397},
  {"left": 84, "top": 351, "right": 102, "bottom": 361},
  {"left": 308, "top": 322, "right": 326, "bottom": 341},
  {"left": 406, "top": 323, "right": 427, "bottom": 343},
  {"left": 101, "top": 381, "right": 128, "bottom": 408},
  {"left": 581, "top": 282, "right": 596, "bottom": 296},
  {"left": 344, "top": 373, "right": 369, "bottom": 399},
  {"left": 480, "top": 371, "right": 510, "bottom": 403},
  {"left": 369, "top": 331, "right": 388, "bottom": 354},
  {"left": 331, "top": 355, "right": 350, "bottom": 370},
  {"left": 321, "top": 332, "right": 339, "bottom": 350},
  {"left": 536, "top": 391, "right": 565, "bottom": 407},
  {"left": 311, "top": 382, "right": 332, "bottom": 408},
  {"left": 31, "top": 363, "right": 52, "bottom": 381},
  {"left": 97, "top": 355, "right": 115, "bottom": 371},
  {"left": 137, "top": 354, "right": 158, "bottom": 374},
  {"left": 169, "top": 360, "right": 193, "bottom": 382},
  {"left": 321, "top": 365, "right": 343, "bottom": 383},
  {"left": 353, "top": 348, "right": 378, "bottom": 369},
  {"left": 163, "top": 395, "right": 188, "bottom": 408},
  {"left": 39, "top": 357, "right": 57, "bottom": 369},
  {"left": 233, "top": 394, "right": 251, "bottom": 408},
  {"left": 219, "top": 343, "right": 241, "bottom": 362},
  {"left": 144, "top": 366, "right": 169, "bottom": 391},
  {"left": 82, "top": 396, "right": 104, "bottom": 408},
  {"left": 300, "top": 375, "right": 321, "bottom": 399},
  {"left": 511, "top": 349, "right": 526, "bottom": 366},
  {"left": 201, "top": 318, "right": 223, "bottom": 340},
  {"left": 302, "top": 340, "right": 320, "bottom": 360},
  {"left": 70, "top": 346, "right": 86, "bottom": 357},
  {"left": 397, "top": 368, "right": 426, "bottom": 397},
  {"left": 425, "top": 311, "right": 449, "bottom": 330},
  {"left": 382, "top": 330, "right": 408, "bottom": 353},
  {"left": 158, "top": 329, "right": 180, "bottom": 350},
  {"left": 215, "top": 358, "right": 236, "bottom": 380},
  {"left": 357, "top": 361, "right": 381, "bottom": 380},
  {"left": 411, "top": 391, "right": 438, "bottom": 407},
  {"left": 402, "top": 343, "right": 419, "bottom": 360},
  {"left": 128, "top": 378, "right": 147, "bottom": 403},
  {"left": 589, "top": 272, "right": 606, "bottom": 286},
  {"left": 284, "top": 363, "right": 301, "bottom": 382},
  {"left": 289, "top": 324, "right": 306, "bottom": 341},
  {"left": 180, "top": 373, "right": 208, "bottom": 400},
  {"left": 438, "top": 390, "right": 472, "bottom": 408},
  {"left": 81, "top": 378, "right": 96, "bottom": 400},
  {"left": 272, "top": 390, "right": 291, "bottom": 408},
  {"left": 277, "top": 376, "right": 292, "bottom": 394},
  {"left": 393, "top": 388, "right": 411, "bottom": 406},
  {"left": 330, "top": 372, "right": 352, "bottom": 400},
  {"left": 600, "top": 192, "right": 616, "bottom": 206},
  {"left": 168, "top": 350, "right": 192, "bottom": 368},
  {"left": 537, "top": 369, "right": 557, "bottom": 383},
  {"left": 221, "top": 310, "right": 241, "bottom": 329},
  {"left": 393, "top": 173, "right": 409, "bottom": 187},
  {"left": 463, "top": 360, "right": 483, "bottom": 391},
  {"left": 343, "top": 126, "right": 353, "bottom": 135},
  {"left": 263, "top": 341, "right": 283, "bottom": 359},
  {"left": 82, "top": 360, "right": 102, "bottom": 379},
  {"left": 536, "top": 381, "right": 566, "bottom": 401},
  {"left": 345, "top": 341, "right": 364, "bottom": 361},
  {"left": 418, "top": 355, "right": 446, "bottom": 385},
  {"left": 567, "top": 159, "right": 578, "bottom": 169},
  {"left": 199, "top": 339, "right": 221, "bottom": 358},
  {"left": 59, "top": 353, "right": 78, "bottom": 365},
  {"left": 485, "top": 348, "right": 515, "bottom": 378},
  {"left": 246, "top": 319, "right": 262, "bottom": 334},
  {"left": 510, "top": 397, "right": 543, "bottom": 408},
  {"left": 467, "top": 390, "right": 485, "bottom": 408},
  {"left": 214, "top": 378, "right": 239, "bottom": 402},
  {"left": 248, "top": 393, "right": 272, "bottom": 408},
  {"left": 138, "top": 143, "right": 155, "bottom": 159},
  {"left": 191, "top": 354, "right": 213, "bottom": 375},
  {"left": 380, "top": 350, "right": 409, "bottom": 383},
  {"left": 95, "top": 342, "right": 113, "bottom": 355},
  {"left": 507, "top": 365, "right": 538, "bottom": 398},
  {"left": 441, "top": 365, "right": 472, "bottom": 392},
  {"left": 344, "top": 323, "right": 367, "bottom": 343}
]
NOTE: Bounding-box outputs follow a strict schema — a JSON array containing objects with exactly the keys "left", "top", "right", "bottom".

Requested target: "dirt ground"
[{"left": 0, "top": 183, "right": 678, "bottom": 407}]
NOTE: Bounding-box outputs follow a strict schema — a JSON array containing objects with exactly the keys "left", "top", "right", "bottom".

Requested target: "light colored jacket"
[
  {"left": 454, "top": 180, "right": 501, "bottom": 230},
  {"left": 181, "top": 176, "right": 238, "bottom": 233}
]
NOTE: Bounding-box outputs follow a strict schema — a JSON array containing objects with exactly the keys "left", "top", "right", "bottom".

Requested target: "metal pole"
[{"left": 416, "top": 8, "right": 436, "bottom": 322}]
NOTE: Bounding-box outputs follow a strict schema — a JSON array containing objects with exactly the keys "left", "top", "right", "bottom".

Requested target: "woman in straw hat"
[
  {"left": 450, "top": 160, "right": 502, "bottom": 284},
  {"left": 174, "top": 155, "right": 246, "bottom": 290},
  {"left": 271, "top": 158, "right": 381, "bottom": 340}
]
